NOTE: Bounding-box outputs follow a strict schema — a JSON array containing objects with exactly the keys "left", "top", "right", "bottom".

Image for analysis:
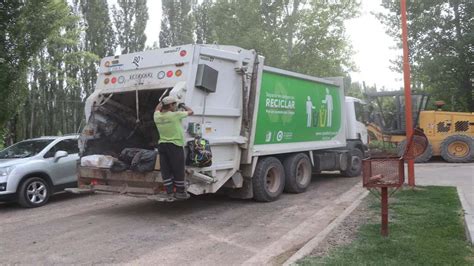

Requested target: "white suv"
[{"left": 0, "top": 135, "right": 79, "bottom": 207}]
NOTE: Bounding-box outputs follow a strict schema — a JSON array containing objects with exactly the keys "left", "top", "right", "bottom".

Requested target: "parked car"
[{"left": 0, "top": 135, "right": 79, "bottom": 207}]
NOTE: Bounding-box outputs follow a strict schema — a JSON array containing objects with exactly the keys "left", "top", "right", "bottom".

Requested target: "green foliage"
[
  {"left": 378, "top": 0, "right": 473, "bottom": 112},
  {"left": 77, "top": 0, "right": 116, "bottom": 97},
  {"left": 159, "top": 0, "right": 360, "bottom": 77},
  {"left": 78, "top": 0, "right": 116, "bottom": 57},
  {"left": 0, "top": 0, "right": 71, "bottom": 129},
  {"left": 160, "top": 0, "right": 194, "bottom": 47},
  {"left": 113, "top": 0, "right": 148, "bottom": 54},
  {"left": 14, "top": 3, "right": 98, "bottom": 141},
  {"left": 367, "top": 140, "right": 398, "bottom": 155},
  {"left": 299, "top": 186, "right": 474, "bottom": 265}
]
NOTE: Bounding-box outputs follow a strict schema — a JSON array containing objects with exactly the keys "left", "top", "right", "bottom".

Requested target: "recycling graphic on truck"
[{"left": 255, "top": 71, "right": 341, "bottom": 145}]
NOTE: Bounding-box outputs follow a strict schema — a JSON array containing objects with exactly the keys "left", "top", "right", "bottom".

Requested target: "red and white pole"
[{"left": 400, "top": 0, "right": 415, "bottom": 186}]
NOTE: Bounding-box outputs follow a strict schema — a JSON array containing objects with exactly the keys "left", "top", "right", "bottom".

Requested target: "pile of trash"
[{"left": 81, "top": 148, "right": 158, "bottom": 173}]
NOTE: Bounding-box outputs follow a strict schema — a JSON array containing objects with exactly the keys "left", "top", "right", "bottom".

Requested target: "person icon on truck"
[
  {"left": 154, "top": 96, "right": 194, "bottom": 200},
  {"left": 322, "top": 88, "right": 333, "bottom": 127},
  {"left": 306, "top": 96, "right": 315, "bottom": 127}
]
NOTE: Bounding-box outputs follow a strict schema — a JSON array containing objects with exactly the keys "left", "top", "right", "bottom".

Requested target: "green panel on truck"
[{"left": 254, "top": 71, "right": 342, "bottom": 145}]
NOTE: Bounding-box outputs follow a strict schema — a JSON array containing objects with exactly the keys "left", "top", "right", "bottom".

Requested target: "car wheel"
[{"left": 18, "top": 177, "right": 51, "bottom": 208}]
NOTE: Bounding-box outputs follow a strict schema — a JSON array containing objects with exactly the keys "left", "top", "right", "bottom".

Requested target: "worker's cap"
[{"left": 162, "top": 96, "right": 178, "bottom": 105}]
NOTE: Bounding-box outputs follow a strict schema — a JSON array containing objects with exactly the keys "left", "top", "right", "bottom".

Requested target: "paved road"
[{"left": 0, "top": 174, "right": 361, "bottom": 265}]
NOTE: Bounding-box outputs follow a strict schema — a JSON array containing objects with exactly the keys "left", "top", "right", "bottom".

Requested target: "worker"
[{"left": 154, "top": 96, "right": 194, "bottom": 200}]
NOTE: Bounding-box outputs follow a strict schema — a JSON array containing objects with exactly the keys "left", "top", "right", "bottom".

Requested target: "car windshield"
[{"left": 0, "top": 139, "right": 54, "bottom": 159}]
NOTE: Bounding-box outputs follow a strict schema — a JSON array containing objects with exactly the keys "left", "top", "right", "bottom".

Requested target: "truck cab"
[{"left": 345, "top": 96, "right": 368, "bottom": 146}]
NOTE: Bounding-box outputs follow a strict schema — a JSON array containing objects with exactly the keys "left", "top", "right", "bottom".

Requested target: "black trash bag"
[
  {"left": 111, "top": 160, "right": 129, "bottom": 172},
  {"left": 130, "top": 149, "right": 158, "bottom": 173},
  {"left": 119, "top": 148, "right": 144, "bottom": 165},
  {"left": 186, "top": 136, "right": 212, "bottom": 167}
]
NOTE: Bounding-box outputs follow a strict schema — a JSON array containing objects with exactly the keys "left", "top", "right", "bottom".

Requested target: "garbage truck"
[{"left": 69, "top": 44, "right": 368, "bottom": 202}]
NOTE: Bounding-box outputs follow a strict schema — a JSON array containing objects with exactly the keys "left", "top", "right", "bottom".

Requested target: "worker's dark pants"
[{"left": 158, "top": 143, "right": 186, "bottom": 193}]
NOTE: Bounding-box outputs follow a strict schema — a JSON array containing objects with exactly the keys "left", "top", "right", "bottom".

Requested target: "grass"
[{"left": 299, "top": 186, "right": 474, "bottom": 265}]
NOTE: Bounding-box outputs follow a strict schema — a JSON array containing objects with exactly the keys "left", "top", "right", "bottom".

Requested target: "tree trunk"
[{"left": 452, "top": 0, "right": 472, "bottom": 111}]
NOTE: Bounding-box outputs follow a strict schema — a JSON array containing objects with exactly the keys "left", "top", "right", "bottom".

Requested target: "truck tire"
[
  {"left": 440, "top": 135, "right": 473, "bottom": 163},
  {"left": 18, "top": 177, "right": 51, "bottom": 208},
  {"left": 341, "top": 149, "right": 363, "bottom": 177},
  {"left": 252, "top": 157, "right": 285, "bottom": 202},
  {"left": 283, "top": 153, "right": 312, "bottom": 193},
  {"left": 397, "top": 139, "right": 433, "bottom": 163}
]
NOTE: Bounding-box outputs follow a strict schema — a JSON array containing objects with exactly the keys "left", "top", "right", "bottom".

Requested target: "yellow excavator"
[{"left": 365, "top": 91, "right": 473, "bottom": 163}]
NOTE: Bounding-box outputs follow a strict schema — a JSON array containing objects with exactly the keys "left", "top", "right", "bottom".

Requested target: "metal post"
[
  {"left": 400, "top": 0, "right": 415, "bottom": 186},
  {"left": 381, "top": 187, "right": 389, "bottom": 236}
]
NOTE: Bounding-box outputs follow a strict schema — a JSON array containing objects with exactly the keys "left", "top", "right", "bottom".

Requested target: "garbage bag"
[
  {"left": 111, "top": 160, "right": 129, "bottom": 172},
  {"left": 81, "top": 155, "right": 115, "bottom": 168},
  {"left": 130, "top": 149, "right": 158, "bottom": 173},
  {"left": 119, "top": 148, "right": 143, "bottom": 165}
]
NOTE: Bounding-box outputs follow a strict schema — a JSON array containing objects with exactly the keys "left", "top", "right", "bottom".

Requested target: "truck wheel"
[
  {"left": 252, "top": 157, "right": 285, "bottom": 202},
  {"left": 283, "top": 153, "right": 312, "bottom": 193},
  {"left": 341, "top": 149, "right": 363, "bottom": 177},
  {"left": 397, "top": 138, "right": 433, "bottom": 163},
  {"left": 18, "top": 177, "right": 51, "bottom": 208},
  {"left": 440, "top": 135, "right": 473, "bottom": 163}
]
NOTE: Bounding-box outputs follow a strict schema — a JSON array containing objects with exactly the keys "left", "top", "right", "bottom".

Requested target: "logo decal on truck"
[
  {"left": 132, "top": 56, "right": 143, "bottom": 67},
  {"left": 255, "top": 71, "right": 341, "bottom": 144}
]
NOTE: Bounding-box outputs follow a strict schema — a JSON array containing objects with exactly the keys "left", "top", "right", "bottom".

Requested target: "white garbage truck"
[{"left": 71, "top": 44, "right": 368, "bottom": 202}]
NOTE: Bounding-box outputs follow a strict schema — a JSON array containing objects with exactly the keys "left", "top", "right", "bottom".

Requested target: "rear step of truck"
[{"left": 66, "top": 166, "right": 183, "bottom": 202}]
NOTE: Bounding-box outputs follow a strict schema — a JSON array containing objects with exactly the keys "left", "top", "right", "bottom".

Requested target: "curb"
[
  {"left": 283, "top": 189, "right": 369, "bottom": 265},
  {"left": 457, "top": 187, "right": 473, "bottom": 245},
  {"left": 242, "top": 182, "right": 368, "bottom": 265}
]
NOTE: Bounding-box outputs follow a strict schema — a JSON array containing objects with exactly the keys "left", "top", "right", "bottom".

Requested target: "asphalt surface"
[{"left": 0, "top": 173, "right": 361, "bottom": 265}]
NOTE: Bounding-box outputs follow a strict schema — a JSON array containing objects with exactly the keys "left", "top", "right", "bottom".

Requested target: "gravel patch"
[{"left": 308, "top": 195, "right": 376, "bottom": 258}]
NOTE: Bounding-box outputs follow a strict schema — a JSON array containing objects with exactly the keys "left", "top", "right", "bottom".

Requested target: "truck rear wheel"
[
  {"left": 283, "top": 153, "right": 312, "bottom": 193},
  {"left": 341, "top": 149, "right": 363, "bottom": 177},
  {"left": 252, "top": 157, "right": 285, "bottom": 202},
  {"left": 440, "top": 135, "right": 473, "bottom": 163}
]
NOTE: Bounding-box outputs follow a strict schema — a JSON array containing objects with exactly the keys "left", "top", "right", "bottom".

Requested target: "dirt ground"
[
  {"left": 307, "top": 194, "right": 378, "bottom": 259},
  {"left": 0, "top": 173, "right": 362, "bottom": 265}
]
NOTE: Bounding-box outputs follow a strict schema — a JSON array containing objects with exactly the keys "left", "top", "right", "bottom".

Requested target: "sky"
[{"left": 129, "top": 0, "right": 403, "bottom": 90}]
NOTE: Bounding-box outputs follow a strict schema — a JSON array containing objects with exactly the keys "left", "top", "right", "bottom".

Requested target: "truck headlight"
[{"left": 0, "top": 166, "right": 13, "bottom": 177}]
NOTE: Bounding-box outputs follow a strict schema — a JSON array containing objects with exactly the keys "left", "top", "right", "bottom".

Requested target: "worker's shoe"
[{"left": 174, "top": 191, "right": 190, "bottom": 200}]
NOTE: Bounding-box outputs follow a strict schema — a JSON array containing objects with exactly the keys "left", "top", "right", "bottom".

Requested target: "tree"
[
  {"left": 378, "top": 0, "right": 473, "bottom": 112},
  {"left": 113, "top": 0, "right": 149, "bottom": 54},
  {"left": 0, "top": 0, "right": 71, "bottom": 131},
  {"left": 13, "top": 2, "right": 97, "bottom": 142},
  {"left": 160, "top": 0, "right": 194, "bottom": 47},
  {"left": 77, "top": 0, "right": 116, "bottom": 102},
  {"left": 193, "top": 0, "right": 213, "bottom": 44},
  {"left": 186, "top": 0, "right": 359, "bottom": 77}
]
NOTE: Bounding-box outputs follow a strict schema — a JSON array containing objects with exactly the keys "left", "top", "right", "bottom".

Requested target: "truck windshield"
[{"left": 0, "top": 139, "right": 53, "bottom": 159}]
